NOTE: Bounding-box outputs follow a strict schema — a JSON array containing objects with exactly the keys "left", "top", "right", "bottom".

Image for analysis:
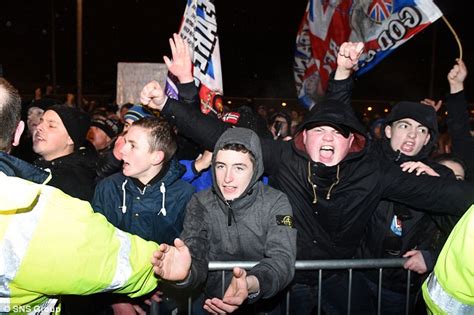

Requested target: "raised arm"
[
  {"left": 445, "top": 59, "right": 474, "bottom": 179},
  {"left": 326, "top": 42, "right": 364, "bottom": 105},
  {"left": 334, "top": 42, "right": 364, "bottom": 80}
]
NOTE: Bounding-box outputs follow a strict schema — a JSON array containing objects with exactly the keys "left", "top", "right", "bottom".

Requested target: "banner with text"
[
  {"left": 166, "top": 0, "right": 224, "bottom": 115},
  {"left": 294, "top": 0, "right": 442, "bottom": 109}
]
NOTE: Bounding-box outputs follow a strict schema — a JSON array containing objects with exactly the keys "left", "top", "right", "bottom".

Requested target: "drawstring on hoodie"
[
  {"left": 121, "top": 180, "right": 128, "bottom": 214},
  {"left": 307, "top": 161, "right": 341, "bottom": 203},
  {"left": 158, "top": 182, "right": 167, "bottom": 216},
  {"left": 325, "top": 165, "right": 340, "bottom": 200},
  {"left": 307, "top": 161, "right": 318, "bottom": 204}
]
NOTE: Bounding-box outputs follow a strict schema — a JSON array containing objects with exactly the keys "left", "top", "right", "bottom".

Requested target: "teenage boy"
[
  {"left": 158, "top": 127, "right": 296, "bottom": 314},
  {"left": 92, "top": 116, "right": 195, "bottom": 312}
]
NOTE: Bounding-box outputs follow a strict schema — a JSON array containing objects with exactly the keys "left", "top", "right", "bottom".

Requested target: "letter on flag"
[
  {"left": 166, "top": 0, "right": 224, "bottom": 115},
  {"left": 294, "top": 0, "right": 442, "bottom": 109}
]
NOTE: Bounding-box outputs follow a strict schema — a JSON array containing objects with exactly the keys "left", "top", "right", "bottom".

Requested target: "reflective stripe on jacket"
[
  {"left": 422, "top": 204, "right": 474, "bottom": 314},
  {"left": 0, "top": 171, "right": 159, "bottom": 314}
]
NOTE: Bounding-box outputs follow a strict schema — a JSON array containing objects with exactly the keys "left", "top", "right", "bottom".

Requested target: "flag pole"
[{"left": 441, "top": 15, "right": 463, "bottom": 60}]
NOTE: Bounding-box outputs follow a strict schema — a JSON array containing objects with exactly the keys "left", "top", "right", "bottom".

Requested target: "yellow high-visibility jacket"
[
  {"left": 422, "top": 204, "right": 474, "bottom": 314},
  {"left": 0, "top": 170, "right": 160, "bottom": 314}
]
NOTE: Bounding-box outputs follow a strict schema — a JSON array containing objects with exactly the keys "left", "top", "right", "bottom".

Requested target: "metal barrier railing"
[{"left": 154, "top": 258, "right": 412, "bottom": 315}]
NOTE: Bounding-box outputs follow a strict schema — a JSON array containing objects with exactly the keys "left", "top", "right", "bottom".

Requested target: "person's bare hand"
[
  {"left": 334, "top": 42, "right": 364, "bottom": 80},
  {"left": 420, "top": 98, "right": 442, "bottom": 112},
  {"left": 194, "top": 150, "right": 213, "bottom": 172},
  {"left": 447, "top": 58, "right": 467, "bottom": 93},
  {"left": 203, "top": 267, "right": 249, "bottom": 314},
  {"left": 151, "top": 238, "right": 191, "bottom": 281},
  {"left": 400, "top": 161, "right": 440, "bottom": 177},
  {"left": 163, "top": 33, "right": 194, "bottom": 84},
  {"left": 140, "top": 81, "right": 167, "bottom": 111},
  {"left": 403, "top": 250, "right": 428, "bottom": 274}
]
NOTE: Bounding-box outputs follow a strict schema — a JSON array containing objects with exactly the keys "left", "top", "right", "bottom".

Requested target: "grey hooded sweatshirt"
[{"left": 179, "top": 127, "right": 297, "bottom": 302}]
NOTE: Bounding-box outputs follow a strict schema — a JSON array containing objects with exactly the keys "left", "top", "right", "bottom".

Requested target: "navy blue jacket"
[{"left": 92, "top": 159, "right": 195, "bottom": 245}]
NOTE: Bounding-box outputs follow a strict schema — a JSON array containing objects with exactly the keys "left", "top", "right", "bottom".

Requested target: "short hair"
[
  {"left": 0, "top": 78, "right": 22, "bottom": 152},
  {"left": 132, "top": 117, "right": 177, "bottom": 162},
  {"left": 220, "top": 143, "right": 256, "bottom": 166}
]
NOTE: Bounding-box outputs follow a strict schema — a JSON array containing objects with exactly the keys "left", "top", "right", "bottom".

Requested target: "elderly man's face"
[{"left": 303, "top": 125, "right": 354, "bottom": 166}]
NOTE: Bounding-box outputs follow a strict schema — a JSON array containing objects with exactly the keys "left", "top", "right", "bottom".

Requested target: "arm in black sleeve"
[
  {"left": 445, "top": 91, "right": 474, "bottom": 179},
  {"left": 178, "top": 82, "right": 200, "bottom": 107},
  {"left": 326, "top": 72, "right": 354, "bottom": 106},
  {"left": 161, "top": 95, "right": 228, "bottom": 151},
  {"left": 446, "top": 91, "right": 471, "bottom": 139},
  {"left": 95, "top": 147, "right": 122, "bottom": 182},
  {"left": 381, "top": 162, "right": 474, "bottom": 216}
]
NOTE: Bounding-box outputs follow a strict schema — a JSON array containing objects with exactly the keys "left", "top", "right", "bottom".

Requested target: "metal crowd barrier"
[{"left": 153, "top": 258, "right": 412, "bottom": 315}]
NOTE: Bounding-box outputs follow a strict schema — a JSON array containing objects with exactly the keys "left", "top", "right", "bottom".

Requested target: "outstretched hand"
[
  {"left": 140, "top": 81, "right": 167, "bottom": 111},
  {"left": 151, "top": 238, "right": 191, "bottom": 281},
  {"left": 334, "top": 42, "right": 364, "bottom": 80},
  {"left": 448, "top": 58, "right": 467, "bottom": 94},
  {"left": 203, "top": 267, "right": 249, "bottom": 314},
  {"left": 164, "top": 33, "right": 194, "bottom": 84}
]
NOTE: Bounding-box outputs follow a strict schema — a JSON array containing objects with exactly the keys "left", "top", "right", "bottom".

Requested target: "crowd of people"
[{"left": 1, "top": 34, "right": 473, "bottom": 315}]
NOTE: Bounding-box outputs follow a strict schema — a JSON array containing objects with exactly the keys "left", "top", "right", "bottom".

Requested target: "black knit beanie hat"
[{"left": 47, "top": 105, "right": 91, "bottom": 148}]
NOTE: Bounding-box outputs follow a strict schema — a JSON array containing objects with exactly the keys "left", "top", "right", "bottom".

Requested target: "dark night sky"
[{"left": 1, "top": 0, "right": 473, "bottom": 105}]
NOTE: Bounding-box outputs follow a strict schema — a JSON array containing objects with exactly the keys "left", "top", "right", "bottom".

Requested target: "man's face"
[
  {"left": 120, "top": 125, "right": 162, "bottom": 184},
  {"left": 385, "top": 118, "right": 430, "bottom": 156},
  {"left": 303, "top": 125, "right": 354, "bottom": 166},
  {"left": 27, "top": 107, "right": 44, "bottom": 136},
  {"left": 87, "top": 126, "right": 110, "bottom": 151},
  {"left": 215, "top": 149, "right": 254, "bottom": 201},
  {"left": 33, "top": 110, "right": 73, "bottom": 161}
]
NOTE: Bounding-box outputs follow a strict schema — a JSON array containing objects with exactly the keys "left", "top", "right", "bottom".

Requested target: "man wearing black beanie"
[{"left": 33, "top": 105, "right": 97, "bottom": 201}]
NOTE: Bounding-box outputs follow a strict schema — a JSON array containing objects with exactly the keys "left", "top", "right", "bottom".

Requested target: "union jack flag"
[
  {"left": 367, "top": 0, "right": 393, "bottom": 23},
  {"left": 294, "top": 0, "right": 442, "bottom": 109}
]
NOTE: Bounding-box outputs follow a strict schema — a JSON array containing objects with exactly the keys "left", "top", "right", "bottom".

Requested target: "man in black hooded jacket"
[
  {"left": 141, "top": 37, "right": 474, "bottom": 314},
  {"left": 353, "top": 100, "right": 459, "bottom": 314}
]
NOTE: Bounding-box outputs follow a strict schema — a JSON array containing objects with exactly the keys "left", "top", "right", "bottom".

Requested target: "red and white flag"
[{"left": 294, "top": 0, "right": 442, "bottom": 109}]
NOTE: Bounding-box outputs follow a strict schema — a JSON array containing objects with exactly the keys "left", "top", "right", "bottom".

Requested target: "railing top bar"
[{"left": 208, "top": 259, "right": 406, "bottom": 270}]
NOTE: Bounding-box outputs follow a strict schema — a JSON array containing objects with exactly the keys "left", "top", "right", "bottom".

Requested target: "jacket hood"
[
  {"left": 383, "top": 101, "right": 438, "bottom": 160},
  {"left": 211, "top": 127, "right": 263, "bottom": 202},
  {"left": 293, "top": 99, "right": 368, "bottom": 163}
]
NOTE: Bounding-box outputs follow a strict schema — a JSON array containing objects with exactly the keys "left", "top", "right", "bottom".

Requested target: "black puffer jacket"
[
  {"left": 161, "top": 78, "right": 474, "bottom": 286},
  {"left": 34, "top": 143, "right": 97, "bottom": 202}
]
